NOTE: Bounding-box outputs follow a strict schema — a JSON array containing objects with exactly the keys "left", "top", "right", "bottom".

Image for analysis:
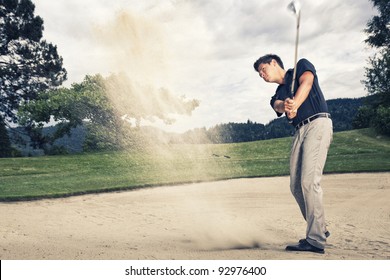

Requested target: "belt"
[{"left": 295, "top": 113, "right": 331, "bottom": 130}]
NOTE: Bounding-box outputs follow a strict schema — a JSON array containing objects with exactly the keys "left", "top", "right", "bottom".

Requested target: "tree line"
[
  {"left": 6, "top": 96, "right": 366, "bottom": 155},
  {"left": 0, "top": 0, "right": 389, "bottom": 157},
  {"left": 173, "top": 97, "right": 365, "bottom": 144}
]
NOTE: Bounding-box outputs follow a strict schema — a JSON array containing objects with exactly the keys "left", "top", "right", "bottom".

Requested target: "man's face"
[{"left": 257, "top": 59, "right": 277, "bottom": 83}]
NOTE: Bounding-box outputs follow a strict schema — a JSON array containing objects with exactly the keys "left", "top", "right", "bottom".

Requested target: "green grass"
[{"left": 0, "top": 128, "right": 389, "bottom": 201}]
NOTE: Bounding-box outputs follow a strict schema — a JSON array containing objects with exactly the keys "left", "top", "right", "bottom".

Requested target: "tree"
[
  {"left": 364, "top": 0, "right": 390, "bottom": 49},
  {"left": 20, "top": 74, "right": 200, "bottom": 151},
  {"left": 356, "top": 0, "right": 390, "bottom": 135},
  {"left": 0, "top": 0, "right": 67, "bottom": 155},
  {"left": 19, "top": 75, "right": 120, "bottom": 150},
  {"left": 363, "top": 51, "right": 390, "bottom": 107},
  {"left": 0, "top": 116, "right": 12, "bottom": 157}
]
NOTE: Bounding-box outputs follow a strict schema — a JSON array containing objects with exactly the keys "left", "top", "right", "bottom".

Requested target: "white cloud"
[{"left": 33, "top": 0, "right": 376, "bottom": 132}]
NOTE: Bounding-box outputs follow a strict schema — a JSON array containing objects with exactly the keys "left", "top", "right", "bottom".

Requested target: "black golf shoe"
[{"left": 285, "top": 240, "right": 325, "bottom": 254}]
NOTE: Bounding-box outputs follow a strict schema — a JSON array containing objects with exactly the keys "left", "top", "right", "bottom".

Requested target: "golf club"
[{"left": 287, "top": 0, "right": 301, "bottom": 98}]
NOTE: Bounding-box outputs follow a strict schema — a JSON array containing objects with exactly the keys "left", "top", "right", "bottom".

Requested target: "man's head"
[{"left": 253, "top": 54, "right": 285, "bottom": 84}]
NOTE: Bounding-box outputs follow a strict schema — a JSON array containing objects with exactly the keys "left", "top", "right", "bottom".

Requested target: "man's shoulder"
[
  {"left": 297, "top": 58, "right": 316, "bottom": 74},
  {"left": 297, "top": 58, "right": 313, "bottom": 66}
]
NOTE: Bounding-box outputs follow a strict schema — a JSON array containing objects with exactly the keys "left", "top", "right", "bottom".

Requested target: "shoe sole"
[{"left": 286, "top": 248, "right": 325, "bottom": 254}]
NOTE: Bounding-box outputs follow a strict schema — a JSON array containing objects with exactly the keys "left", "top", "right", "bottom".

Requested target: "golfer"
[{"left": 253, "top": 54, "right": 333, "bottom": 254}]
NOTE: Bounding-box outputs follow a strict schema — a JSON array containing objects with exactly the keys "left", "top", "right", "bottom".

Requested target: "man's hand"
[
  {"left": 287, "top": 110, "right": 297, "bottom": 119},
  {"left": 285, "top": 98, "right": 297, "bottom": 119},
  {"left": 273, "top": 99, "right": 297, "bottom": 118}
]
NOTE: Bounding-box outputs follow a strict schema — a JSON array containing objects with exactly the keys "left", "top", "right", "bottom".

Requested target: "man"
[{"left": 253, "top": 54, "right": 333, "bottom": 254}]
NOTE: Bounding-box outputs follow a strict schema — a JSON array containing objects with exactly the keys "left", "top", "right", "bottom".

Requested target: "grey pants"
[{"left": 290, "top": 117, "right": 333, "bottom": 249}]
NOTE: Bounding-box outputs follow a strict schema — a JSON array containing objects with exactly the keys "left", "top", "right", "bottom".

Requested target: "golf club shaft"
[{"left": 291, "top": 12, "right": 300, "bottom": 98}]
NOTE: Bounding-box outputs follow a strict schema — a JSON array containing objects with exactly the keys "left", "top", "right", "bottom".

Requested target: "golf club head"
[{"left": 287, "top": 0, "right": 301, "bottom": 16}]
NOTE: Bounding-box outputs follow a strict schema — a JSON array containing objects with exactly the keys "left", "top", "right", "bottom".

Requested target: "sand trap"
[{"left": 0, "top": 173, "right": 389, "bottom": 260}]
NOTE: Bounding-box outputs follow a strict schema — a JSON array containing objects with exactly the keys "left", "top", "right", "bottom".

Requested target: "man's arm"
[
  {"left": 283, "top": 71, "right": 314, "bottom": 118},
  {"left": 273, "top": 100, "right": 286, "bottom": 114}
]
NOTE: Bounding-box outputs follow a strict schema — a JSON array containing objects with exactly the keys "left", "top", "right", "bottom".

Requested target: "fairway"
[{"left": 0, "top": 129, "right": 389, "bottom": 201}]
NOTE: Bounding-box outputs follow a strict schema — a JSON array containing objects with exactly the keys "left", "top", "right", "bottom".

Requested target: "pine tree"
[
  {"left": 0, "top": 0, "right": 67, "bottom": 155},
  {"left": 356, "top": 0, "right": 390, "bottom": 135}
]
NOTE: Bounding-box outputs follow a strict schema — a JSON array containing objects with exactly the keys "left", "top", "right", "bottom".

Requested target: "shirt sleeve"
[
  {"left": 269, "top": 71, "right": 292, "bottom": 117},
  {"left": 270, "top": 93, "right": 283, "bottom": 117},
  {"left": 296, "top": 58, "right": 316, "bottom": 79}
]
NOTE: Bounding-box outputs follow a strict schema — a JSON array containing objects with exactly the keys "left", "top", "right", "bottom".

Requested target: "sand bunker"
[{"left": 0, "top": 173, "right": 389, "bottom": 260}]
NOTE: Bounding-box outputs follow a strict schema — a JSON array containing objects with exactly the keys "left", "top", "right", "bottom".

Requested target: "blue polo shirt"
[{"left": 270, "top": 58, "right": 329, "bottom": 127}]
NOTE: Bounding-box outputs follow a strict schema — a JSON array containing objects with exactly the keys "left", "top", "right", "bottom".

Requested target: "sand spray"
[{"left": 91, "top": 8, "right": 266, "bottom": 251}]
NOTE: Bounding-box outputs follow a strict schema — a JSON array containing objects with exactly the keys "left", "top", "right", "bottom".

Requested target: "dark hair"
[{"left": 253, "top": 54, "right": 284, "bottom": 72}]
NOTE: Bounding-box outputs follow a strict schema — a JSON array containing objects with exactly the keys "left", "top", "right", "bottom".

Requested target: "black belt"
[{"left": 295, "top": 113, "right": 331, "bottom": 130}]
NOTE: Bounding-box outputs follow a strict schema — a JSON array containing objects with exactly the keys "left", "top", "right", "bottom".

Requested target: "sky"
[{"left": 33, "top": 0, "right": 377, "bottom": 133}]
